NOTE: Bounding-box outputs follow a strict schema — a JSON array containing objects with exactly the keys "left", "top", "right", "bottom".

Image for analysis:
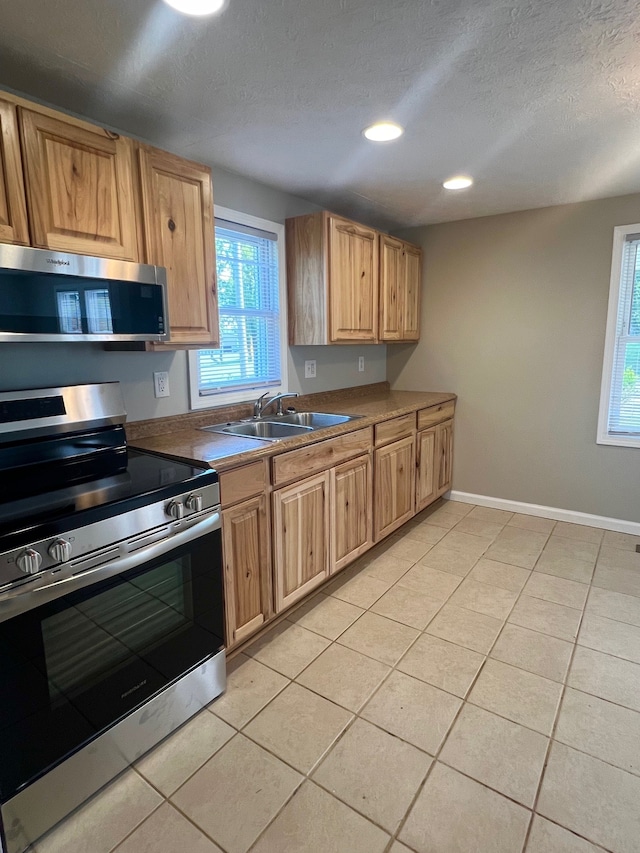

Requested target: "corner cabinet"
[
  {"left": 286, "top": 211, "right": 378, "bottom": 344},
  {"left": 138, "top": 145, "right": 219, "bottom": 348},
  {"left": 0, "top": 98, "right": 29, "bottom": 245},
  {"left": 18, "top": 106, "right": 140, "bottom": 261},
  {"left": 379, "top": 235, "right": 421, "bottom": 342},
  {"left": 416, "top": 401, "right": 455, "bottom": 511}
]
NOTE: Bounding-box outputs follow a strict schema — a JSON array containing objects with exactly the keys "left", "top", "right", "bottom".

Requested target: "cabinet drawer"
[
  {"left": 374, "top": 413, "right": 416, "bottom": 446},
  {"left": 417, "top": 401, "right": 455, "bottom": 430},
  {"left": 272, "top": 427, "right": 372, "bottom": 487},
  {"left": 220, "top": 460, "right": 267, "bottom": 508}
]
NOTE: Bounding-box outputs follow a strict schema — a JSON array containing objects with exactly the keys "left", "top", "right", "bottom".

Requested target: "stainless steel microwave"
[{"left": 0, "top": 244, "right": 169, "bottom": 343}]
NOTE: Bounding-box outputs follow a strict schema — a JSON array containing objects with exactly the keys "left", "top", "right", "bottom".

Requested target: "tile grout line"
[{"left": 518, "top": 524, "right": 607, "bottom": 853}]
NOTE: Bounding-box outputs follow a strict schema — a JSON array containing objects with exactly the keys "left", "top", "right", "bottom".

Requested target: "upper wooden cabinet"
[
  {"left": 286, "top": 210, "right": 421, "bottom": 345},
  {"left": 0, "top": 99, "right": 29, "bottom": 245},
  {"left": 18, "top": 107, "right": 140, "bottom": 261},
  {"left": 286, "top": 211, "right": 378, "bottom": 344},
  {"left": 137, "top": 145, "right": 218, "bottom": 348},
  {"left": 379, "top": 235, "right": 421, "bottom": 342}
]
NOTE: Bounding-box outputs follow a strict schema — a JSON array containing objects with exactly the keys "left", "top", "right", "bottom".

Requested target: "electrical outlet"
[
  {"left": 358, "top": 356, "right": 365, "bottom": 372},
  {"left": 304, "top": 360, "right": 316, "bottom": 379},
  {"left": 153, "top": 371, "right": 170, "bottom": 398}
]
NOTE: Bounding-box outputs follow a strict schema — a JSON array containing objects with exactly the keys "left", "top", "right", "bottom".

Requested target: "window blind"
[
  {"left": 608, "top": 233, "right": 640, "bottom": 435},
  {"left": 197, "top": 220, "right": 281, "bottom": 396}
]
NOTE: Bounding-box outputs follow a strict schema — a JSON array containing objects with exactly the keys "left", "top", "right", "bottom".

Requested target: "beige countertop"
[{"left": 128, "top": 386, "right": 456, "bottom": 473}]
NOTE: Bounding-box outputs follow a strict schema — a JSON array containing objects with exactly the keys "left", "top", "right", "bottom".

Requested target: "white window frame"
[
  {"left": 597, "top": 222, "right": 640, "bottom": 447},
  {"left": 188, "top": 206, "right": 288, "bottom": 410}
]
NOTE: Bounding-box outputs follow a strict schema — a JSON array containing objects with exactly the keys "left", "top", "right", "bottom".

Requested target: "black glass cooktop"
[{"left": 0, "top": 445, "right": 217, "bottom": 552}]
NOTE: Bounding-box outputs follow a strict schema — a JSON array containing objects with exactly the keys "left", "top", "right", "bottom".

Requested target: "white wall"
[{"left": 388, "top": 193, "right": 640, "bottom": 523}]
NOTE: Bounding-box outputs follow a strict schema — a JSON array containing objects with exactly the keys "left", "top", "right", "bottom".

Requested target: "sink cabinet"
[
  {"left": 0, "top": 98, "right": 29, "bottom": 245},
  {"left": 272, "top": 471, "right": 331, "bottom": 612}
]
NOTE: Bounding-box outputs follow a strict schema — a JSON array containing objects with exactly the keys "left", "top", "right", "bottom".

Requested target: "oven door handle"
[{"left": 0, "top": 509, "right": 221, "bottom": 623}]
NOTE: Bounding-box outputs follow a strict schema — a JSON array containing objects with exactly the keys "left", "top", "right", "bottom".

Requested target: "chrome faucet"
[{"left": 253, "top": 391, "right": 299, "bottom": 419}]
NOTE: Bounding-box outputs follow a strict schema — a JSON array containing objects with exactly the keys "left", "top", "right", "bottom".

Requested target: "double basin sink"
[{"left": 201, "top": 411, "right": 362, "bottom": 442}]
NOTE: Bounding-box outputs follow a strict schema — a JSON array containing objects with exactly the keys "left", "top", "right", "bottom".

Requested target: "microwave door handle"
[{"left": 0, "top": 510, "right": 221, "bottom": 623}]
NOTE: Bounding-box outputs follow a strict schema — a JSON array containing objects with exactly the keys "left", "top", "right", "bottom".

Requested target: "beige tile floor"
[{"left": 30, "top": 500, "right": 640, "bottom": 853}]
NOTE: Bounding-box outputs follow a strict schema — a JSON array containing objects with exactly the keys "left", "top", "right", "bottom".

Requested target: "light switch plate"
[
  {"left": 305, "top": 360, "right": 316, "bottom": 379},
  {"left": 358, "top": 356, "right": 365, "bottom": 372}
]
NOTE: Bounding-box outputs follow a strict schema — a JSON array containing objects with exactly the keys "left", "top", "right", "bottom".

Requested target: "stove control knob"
[
  {"left": 17, "top": 548, "right": 43, "bottom": 575},
  {"left": 166, "top": 500, "right": 185, "bottom": 520},
  {"left": 185, "top": 493, "right": 203, "bottom": 513},
  {"left": 48, "top": 539, "right": 72, "bottom": 563}
]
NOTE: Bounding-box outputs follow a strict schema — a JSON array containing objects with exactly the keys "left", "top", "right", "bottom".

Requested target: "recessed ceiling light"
[
  {"left": 162, "top": 0, "right": 226, "bottom": 16},
  {"left": 363, "top": 122, "right": 404, "bottom": 142},
  {"left": 443, "top": 175, "right": 473, "bottom": 190}
]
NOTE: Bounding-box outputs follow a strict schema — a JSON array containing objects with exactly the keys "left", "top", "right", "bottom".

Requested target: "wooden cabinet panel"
[
  {"left": 0, "top": 99, "right": 28, "bottom": 245},
  {"left": 379, "top": 235, "right": 403, "bottom": 341},
  {"left": 403, "top": 243, "right": 422, "bottom": 341},
  {"left": 272, "top": 427, "right": 372, "bottom": 487},
  {"left": 138, "top": 145, "right": 218, "bottom": 347},
  {"left": 379, "top": 236, "right": 422, "bottom": 342},
  {"left": 286, "top": 212, "right": 328, "bottom": 345},
  {"left": 19, "top": 108, "right": 139, "bottom": 260},
  {"left": 223, "top": 494, "right": 272, "bottom": 647},
  {"left": 374, "top": 413, "right": 415, "bottom": 447},
  {"left": 417, "top": 401, "right": 456, "bottom": 430},
  {"left": 329, "top": 216, "right": 378, "bottom": 342},
  {"left": 220, "top": 460, "right": 267, "bottom": 508},
  {"left": 374, "top": 435, "right": 415, "bottom": 541},
  {"left": 331, "top": 454, "right": 373, "bottom": 573},
  {"left": 272, "top": 472, "right": 330, "bottom": 612},
  {"left": 416, "top": 428, "right": 438, "bottom": 512},
  {"left": 436, "top": 419, "right": 454, "bottom": 495}
]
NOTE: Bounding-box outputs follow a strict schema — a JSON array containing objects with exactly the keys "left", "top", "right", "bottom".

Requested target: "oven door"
[{"left": 0, "top": 523, "right": 224, "bottom": 806}]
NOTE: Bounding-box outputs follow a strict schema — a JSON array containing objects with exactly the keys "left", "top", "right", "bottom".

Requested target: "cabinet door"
[
  {"left": 331, "top": 454, "right": 373, "bottom": 573},
  {"left": 436, "top": 419, "right": 454, "bottom": 495},
  {"left": 19, "top": 108, "right": 139, "bottom": 260},
  {"left": 272, "top": 471, "right": 330, "bottom": 612},
  {"left": 222, "top": 494, "right": 272, "bottom": 647},
  {"left": 0, "top": 99, "right": 29, "bottom": 245},
  {"left": 329, "top": 216, "right": 378, "bottom": 342},
  {"left": 379, "top": 235, "right": 403, "bottom": 341},
  {"left": 374, "top": 435, "right": 415, "bottom": 541},
  {"left": 138, "top": 145, "right": 218, "bottom": 347},
  {"left": 402, "top": 243, "right": 421, "bottom": 340},
  {"left": 415, "top": 427, "right": 438, "bottom": 512}
]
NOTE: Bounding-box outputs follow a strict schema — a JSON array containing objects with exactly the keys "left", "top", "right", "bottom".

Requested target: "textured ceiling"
[{"left": 1, "top": 0, "right": 639, "bottom": 228}]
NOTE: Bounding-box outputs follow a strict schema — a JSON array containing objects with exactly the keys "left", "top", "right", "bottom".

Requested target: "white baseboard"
[{"left": 447, "top": 490, "right": 640, "bottom": 536}]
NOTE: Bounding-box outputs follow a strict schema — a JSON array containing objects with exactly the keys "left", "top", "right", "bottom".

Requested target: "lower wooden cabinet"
[
  {"left": 272, "top": 471, "right": 330, "bottom": 612},
  {"left": 222, "top": 494, "right": 272, "bottom": 647},
  {"left": 416, "top": 427, "right": 438, "bottom": 512},
  {"left": 374, "top": 435, "right": 415, "bottom": 541},
  {"left": 436, "top": 419, "right": 454, "bottom": 496},
  {"left": 331, "top": 453, "right": 373, "bottom": 573}
]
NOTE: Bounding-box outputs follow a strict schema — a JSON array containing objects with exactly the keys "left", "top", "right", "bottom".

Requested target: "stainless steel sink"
[
  {"left": 201, "top": 421, "right": 313, "bottom": 441},
  {"left": 277, "top": 411, "right": 360, "bottom": 428},
  {"left": 201, "top": 411, "right": 363, "bottom": 442}
]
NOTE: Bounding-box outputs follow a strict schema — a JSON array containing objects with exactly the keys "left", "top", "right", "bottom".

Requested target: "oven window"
[
  {"left": 42, "top": 560, "right": 192, "bottom": 700},
  {"left": 0, "top": 528, "right": 223, "bottom": 802}
]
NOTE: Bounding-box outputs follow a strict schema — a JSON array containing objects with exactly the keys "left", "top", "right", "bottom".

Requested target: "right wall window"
[{"left": 598, "top": 223, "right": 640, "bottom": 447}]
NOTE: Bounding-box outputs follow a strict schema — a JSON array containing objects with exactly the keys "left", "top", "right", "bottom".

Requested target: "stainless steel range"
[{"left": 0, "top": 383, "right": 225, "bottom": 853}]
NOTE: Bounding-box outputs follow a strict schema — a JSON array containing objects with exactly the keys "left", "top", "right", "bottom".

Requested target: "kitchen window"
[
  {"left": 188, "top": 207, "right": 287, "bottom": 409},
  {"left": 597, "top": 223, "right": 640, "bottom": 447}
]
